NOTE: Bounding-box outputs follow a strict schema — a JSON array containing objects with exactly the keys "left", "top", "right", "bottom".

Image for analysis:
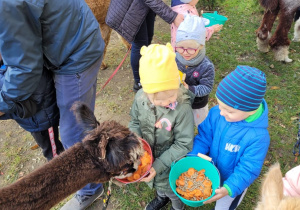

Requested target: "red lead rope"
[
  {"left": 96, "top": 45, "right": 132, "bottom": 96},
  {"left": 48, "top": 127, "right": 58, "bottom": 158}
]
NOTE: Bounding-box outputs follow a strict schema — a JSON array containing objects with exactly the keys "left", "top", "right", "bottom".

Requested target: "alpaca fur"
[
  {"left": 255, "top": 163, "right": 300, "bottom": 210},
  {"left": 256, "top": 0, "right": 300, "bottom": 62},
  {"left": 85, "top": 0, "right": 131, "bottom": 70},
  {"left": 0, "top": 102, "right": 143, "bottom": 210}
]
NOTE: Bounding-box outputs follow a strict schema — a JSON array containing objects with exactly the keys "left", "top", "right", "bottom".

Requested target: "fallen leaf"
[
  {"left": 270, "top": 86, "right": 280, "bottom": 90},
  {"left": 291, "top": 116, "right": 299, "bottom": 121},
  {"left": 279, "top": 124, "right": 286, "bottom": 128},
  {"left": 269, "top": 64, "right": 274, "bottom": 69},
  {"left": 31, "top": 144, "right": 39, "bottom": 150}
]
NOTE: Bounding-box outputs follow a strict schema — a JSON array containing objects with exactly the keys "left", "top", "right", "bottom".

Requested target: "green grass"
[{"left": 108, "top": 0, "right": 300, "bottom": 209}]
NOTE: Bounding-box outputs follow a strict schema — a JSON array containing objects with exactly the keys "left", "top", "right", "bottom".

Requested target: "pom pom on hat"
[
  {"left": 176, "top": 15, "right": 206, "bottom": 45},
  {"left": 216, "top": 66, "right": 267, "bottom": 111},
  {"left": 139, "top": 43, "right": 180, "bottom": 94}
]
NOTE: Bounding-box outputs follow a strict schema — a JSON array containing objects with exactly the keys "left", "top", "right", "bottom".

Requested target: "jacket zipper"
[{"left": 215, "top": 123, "right": 231, "bottom": 167}]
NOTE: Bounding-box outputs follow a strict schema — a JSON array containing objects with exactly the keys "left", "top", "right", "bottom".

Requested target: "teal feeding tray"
[
  {"left": 169, "top": 154, "right": 220, "bottom": 207},
  {"left": 202, "top": 11, "right": 228, "bottom": 27}
]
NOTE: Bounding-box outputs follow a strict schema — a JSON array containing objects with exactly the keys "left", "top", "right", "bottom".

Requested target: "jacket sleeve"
[
  {"left": 128, "top": 96, "right": 142, "bottom": 138},
  {"left": 143, "top": 0, "right": 178, "bottom": 24},
  {"left": 224, "top": 133, "right": 270, "bottom": 197},
  {"left": 188, "top": 109, "right": 214, "bottom": 155},
  {"left": 152, "top": 103, "right": 194, "bottom": 175},
  {"left": 283, "top": 165, "right": 300, "bottom": 197},
  {"left": 0, "top": 1, "right": 43, "bottom": 114},
  {"left": 189, "top": 62, "right": 215, "bottom": 97}
]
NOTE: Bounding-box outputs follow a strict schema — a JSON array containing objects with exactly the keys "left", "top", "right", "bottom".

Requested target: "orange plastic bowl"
[{"left": 116, "top": 138, "right": 153, "bottom": 184}]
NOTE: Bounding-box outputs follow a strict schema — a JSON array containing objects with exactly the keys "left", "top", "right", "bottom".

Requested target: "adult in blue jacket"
[
  {"left": 0, "top": 0, "right": 105, "bottom": 209},
  {"left": 190, "top": 66, "right": 270, "bottom": 210},
  {"left": 0, "top": 59, "right": 64, "bottom": 161}
]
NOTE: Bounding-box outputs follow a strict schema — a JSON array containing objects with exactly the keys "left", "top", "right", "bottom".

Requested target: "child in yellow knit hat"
[{"left": 129, "top": 43, "right": 194, "bottom": 210}]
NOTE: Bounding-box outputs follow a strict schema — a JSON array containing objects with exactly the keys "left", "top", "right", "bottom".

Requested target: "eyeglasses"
[{"left": 175, "top": 47, "right": 198, "bottom": 55}]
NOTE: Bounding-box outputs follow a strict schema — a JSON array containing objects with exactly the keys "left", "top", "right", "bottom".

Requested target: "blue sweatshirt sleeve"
[
  {"left": 224, "top": 133, "right": 270, "bottom": 197},
  {"left": 0, "top": 1, "right": 43, "bottom": 113}
]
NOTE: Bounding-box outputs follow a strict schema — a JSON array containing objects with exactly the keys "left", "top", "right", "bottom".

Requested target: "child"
[
  {"left": 175, "top": 15, "right": 215, "bottom": 125},
  {"left": 0, "top": 56, "right": 64, "bottom": 161},
  {"left": 189, "top": 66, "right": 270, "bottom": 209},
  {"left": 170, "top": 0, "right": 222, "bottom": 49},
  {"left": 283, "top": 164, "right": 300, "bottom": 197},
  {"left": 129, "top": 43, "right": 195, "bottom": 210}
]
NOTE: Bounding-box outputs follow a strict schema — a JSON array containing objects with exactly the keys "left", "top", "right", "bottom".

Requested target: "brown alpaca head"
[
  {"left": 71, "top": 102, "right": 144, "bottom": 180},
  {"left": 255, "top": 163, "right": 300, "bottom": 210}
]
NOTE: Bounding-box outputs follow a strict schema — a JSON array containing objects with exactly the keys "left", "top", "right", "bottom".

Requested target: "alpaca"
[
  {"left": 85, "top": 0, "right": 131, "bottom": 70},
  {"left": 255, "top": 163, "right": 300, "bottom": 210},
  {"left": 256, "top": 0, "right": 300, "bottom": 62},
  {"left": 0, "top": 102, "right": 143, "bottom": 210}
]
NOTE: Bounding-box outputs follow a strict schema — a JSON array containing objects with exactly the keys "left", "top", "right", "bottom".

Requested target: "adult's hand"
[
  {"left": 173, "top": 13, "right": 184, "bottom": 28},
  {"left": 203, "top": 187, "right": 229, "bottom": 204},
  {"left": 0, "top": 111, "right": 4, "bottom": 116}
]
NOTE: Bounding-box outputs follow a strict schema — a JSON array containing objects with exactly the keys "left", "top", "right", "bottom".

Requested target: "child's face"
[
  {"left": 217, "top": 99, "right": 256, "bottom": 122},
  {"left": 175, "top": 40, "right": 203, "bottom": 61},
  {"left": 147, "top": 89, "right": 178, "bottom": 107}
]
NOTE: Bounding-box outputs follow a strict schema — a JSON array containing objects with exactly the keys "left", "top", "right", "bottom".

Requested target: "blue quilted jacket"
[
  {"left": 176, "top": 57, "right": 215, "bottom": 109},
  {"left": 0, "top": 0, "right": 104, "bottom": 114},
  {"left": 189, "top": 99, "right": 270, "bottom": 197},
  {"left": 0, "top": 65, "right": 59, "bottom": 132}
]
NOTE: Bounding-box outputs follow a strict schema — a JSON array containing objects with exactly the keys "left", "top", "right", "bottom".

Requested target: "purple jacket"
[{"left": 106, "top": 0, "right": 177, "bottom": 43}]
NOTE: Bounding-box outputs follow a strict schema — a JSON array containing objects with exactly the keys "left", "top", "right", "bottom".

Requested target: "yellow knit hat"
[{"left": 139, "top": 43, "right": 180, "bottom": 94}]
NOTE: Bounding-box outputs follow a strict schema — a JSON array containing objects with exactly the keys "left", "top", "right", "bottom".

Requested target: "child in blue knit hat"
[
  {"left": 189, "top": 66, "right": 270, "bottom": 209},
  {"left": 175, "top": 14, "right": 215, "bottom": 125}
]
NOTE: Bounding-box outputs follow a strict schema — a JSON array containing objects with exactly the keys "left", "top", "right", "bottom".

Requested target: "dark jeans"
[
  {"left": 131, "top": 9, "right": 156, "bottom": 83},
  {"left": 295, "top": 7, "right": 300, "bottom": 22}
]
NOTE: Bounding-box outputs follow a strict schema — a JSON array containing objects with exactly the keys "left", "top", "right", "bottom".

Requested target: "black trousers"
[{"left": 31, "top": 125, "right": 64, "bottom": 161}]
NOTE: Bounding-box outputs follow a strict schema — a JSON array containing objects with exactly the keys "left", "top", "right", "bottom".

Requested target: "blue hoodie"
[{"left": 189, "top": 99, "right": 270, "bottom": 197}]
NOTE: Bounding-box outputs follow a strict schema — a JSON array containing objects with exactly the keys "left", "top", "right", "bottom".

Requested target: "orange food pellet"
[
  {"left": 175, "top": 168, "right": 212, "bottom": 201},
  {"left": 126, "top": 151, "right": 151, "bottom": 181}
]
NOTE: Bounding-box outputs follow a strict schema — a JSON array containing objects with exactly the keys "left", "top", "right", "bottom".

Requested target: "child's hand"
[
  {"left": 0, "top": 112, "right": 4, "bottom": 116},
  {"left": 173, "top": 13, "right": 184, "bottom": 27},
  {"left": 141, "top": 167, "right": 156, "bottom": 182},
  {"left": 203, "top": 187, "right": 228, "bottom": 204},
  {"left": 183, "top": 82, "right": 189, "bottom": 89},
  {"left": 212, "top": 24, "right": 223, "bottom": 33}
]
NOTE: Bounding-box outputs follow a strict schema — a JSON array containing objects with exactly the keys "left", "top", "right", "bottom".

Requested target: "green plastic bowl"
[
  {"left": 169, "top": 156, "right": 220, "bottom": 207},
  {"left": 202, "top": 11, "right": 228, "bottom": 27}
]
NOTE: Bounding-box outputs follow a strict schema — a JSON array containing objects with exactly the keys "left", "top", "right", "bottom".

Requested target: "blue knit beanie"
[
  {"left": 176, "top": 15, "right": 206, "bottom": 46},
  {"left": 216, "top": 66, "right": 267, "bottom": 111}
]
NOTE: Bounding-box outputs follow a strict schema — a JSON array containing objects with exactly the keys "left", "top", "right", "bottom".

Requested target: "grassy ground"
[{"left": 105, "top": 0, "right": 300, "bottom": 209}]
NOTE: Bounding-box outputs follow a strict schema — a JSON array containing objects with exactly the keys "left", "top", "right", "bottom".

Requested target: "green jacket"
[{"left": 129, "top": 87, "right": 194, "bottom": 192}]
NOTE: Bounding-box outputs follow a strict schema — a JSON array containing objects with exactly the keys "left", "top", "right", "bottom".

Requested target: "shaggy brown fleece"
[{"left": 0, "top": 102, "right": 143, "bottom": 210}]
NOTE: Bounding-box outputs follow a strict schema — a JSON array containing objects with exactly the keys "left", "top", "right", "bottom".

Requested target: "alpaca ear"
[
  {"left": 99, "top": 135, "right": 109, "bottom": 159},
  {"left": 256, "top": 163, "right": 283, "bottom": 210},
  {"left": 71, "top": 101, "right": 100, "bottom": 131}
]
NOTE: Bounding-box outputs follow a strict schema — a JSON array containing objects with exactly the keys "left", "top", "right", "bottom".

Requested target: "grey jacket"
[
  {"left": 129, "top": 87, "right": 194, "bottom": 192},
  {"left": 106, "top": 0, "right": 177, "bottom": 43}
]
